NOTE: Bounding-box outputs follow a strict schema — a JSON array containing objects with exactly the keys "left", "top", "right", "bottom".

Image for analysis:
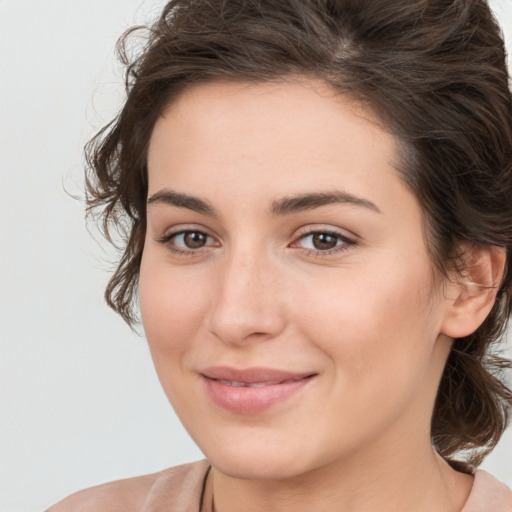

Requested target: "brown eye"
[
  {"left": 292, "top": 230, "right": 356, "bottom": 256},
  {"left": 158, "top": 230, "right": 215, "bottom": 253},
  {"left": 183, "top": 231, "right": 208, "bottom": 249},
  {"left": 311, "top": 233, "right": 339, "bottom": 250}
]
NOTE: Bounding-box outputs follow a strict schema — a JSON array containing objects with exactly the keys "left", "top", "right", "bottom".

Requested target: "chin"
[
  {"left": 198, "top": 431, "right": 327, "bottom": 481},
  {"left": 209, "top": 451, "right": 306, "bottom": 481}
]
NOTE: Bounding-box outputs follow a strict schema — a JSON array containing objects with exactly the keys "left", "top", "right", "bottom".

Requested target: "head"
[{"left": 86, "top": 0, "right": 512, "bottom": 468}]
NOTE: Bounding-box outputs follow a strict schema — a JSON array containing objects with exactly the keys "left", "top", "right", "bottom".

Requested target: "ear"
[{"left": 441, "top": 243, "right": 506, "bottom": 339}]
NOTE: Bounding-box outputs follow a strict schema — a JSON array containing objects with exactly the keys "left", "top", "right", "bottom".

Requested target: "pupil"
[
  {"left": 312, "top": 233, "right": 337, "bottom": 250},
  {"left": 184, "top": 232, "right": 206, "bottom": 249}
]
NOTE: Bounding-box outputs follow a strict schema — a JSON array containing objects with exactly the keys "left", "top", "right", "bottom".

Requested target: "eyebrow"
[
  {"left": 147, "top": 189, "right": 217, "bottom": 217},
  {"left": 147, "top": 189, "right": 380, "bottom": 217},
  {"left": 269, "top": 191, "right": 381, "bottom": 216}
]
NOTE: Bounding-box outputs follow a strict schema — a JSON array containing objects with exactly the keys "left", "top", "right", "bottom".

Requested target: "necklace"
[{"left": 200, "top": 466, "right": 215, "bottom": 512}]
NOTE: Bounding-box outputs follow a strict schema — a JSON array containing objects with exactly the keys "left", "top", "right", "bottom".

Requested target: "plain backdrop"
[{"left": 1, "top": 1, "right": 511, "bottom": 511}]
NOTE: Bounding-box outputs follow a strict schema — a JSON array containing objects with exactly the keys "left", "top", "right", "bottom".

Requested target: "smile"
[
  {"left": 215, "top": 378, "right": 306, "bottom": 387},
  {"left": 200, "top": 367, "right": 316, "bottom": 414}
]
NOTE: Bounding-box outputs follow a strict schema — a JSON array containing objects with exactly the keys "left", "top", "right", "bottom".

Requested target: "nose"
[{"left": 205, "top": 250, "right": 286, "bottom": 346}]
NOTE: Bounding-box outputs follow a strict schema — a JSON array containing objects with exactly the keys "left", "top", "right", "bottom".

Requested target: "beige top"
[{"left": 48, "top": 459, "right": 512, "bottom": 512}]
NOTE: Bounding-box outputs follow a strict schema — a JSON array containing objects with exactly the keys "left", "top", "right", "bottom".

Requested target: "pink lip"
[{"left": 200, "top": 366, "right": 316, "bottom": 414}]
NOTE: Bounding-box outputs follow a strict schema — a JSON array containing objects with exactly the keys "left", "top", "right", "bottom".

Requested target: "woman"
[{"left": 50, "top": 0, "right": 512, "bottom": 510}]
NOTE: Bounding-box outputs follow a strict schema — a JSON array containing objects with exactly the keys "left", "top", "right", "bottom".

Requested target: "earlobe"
[{"left": 441, "top": 244, "right": 506, "bottom": 339}]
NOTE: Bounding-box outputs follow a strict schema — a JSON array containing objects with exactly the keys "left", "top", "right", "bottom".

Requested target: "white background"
[{"left": 1, "top": 1, "right": 511, "bottom": 511}]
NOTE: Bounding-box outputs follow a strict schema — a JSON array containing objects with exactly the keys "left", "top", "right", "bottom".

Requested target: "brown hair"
[{"left": 85, "top": 0, "right": 512, "bottom": 465}]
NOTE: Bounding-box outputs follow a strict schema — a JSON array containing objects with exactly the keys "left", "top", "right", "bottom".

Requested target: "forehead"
[
  {"left": 147, "top": 79, "right": 408, "bottom": 218},
  {"left": 150, "top": 79, "right": 396, "bottom": 160}
]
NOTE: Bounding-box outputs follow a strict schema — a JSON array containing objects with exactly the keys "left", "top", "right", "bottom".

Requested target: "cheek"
[
  {"left": 296, "top": 258, "right": 441, "bottom": 391},
  {"left": 139, "top": 249, "right": 210, "bottom": 363},
  {"left": 139, "top": 250, "right": 216, "bottom": 420}
]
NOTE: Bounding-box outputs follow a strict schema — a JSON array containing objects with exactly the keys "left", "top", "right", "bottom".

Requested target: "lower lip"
[{"left": 202, "top": 376, "right": 314, "bottom": 414}]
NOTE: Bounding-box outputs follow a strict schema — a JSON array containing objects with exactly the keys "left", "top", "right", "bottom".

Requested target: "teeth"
[
  {"left": 229, "top": 380, "right": 247, "bottom": 387},
  {"left": 212, "top": 376, "right": 313, "bottom": 387},
  {"left": 217, "top": 379, "right": 276, "bottom": 387}
]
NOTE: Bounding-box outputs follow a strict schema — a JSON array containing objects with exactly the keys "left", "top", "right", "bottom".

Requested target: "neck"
[{"left": 204, "top": 437, "right": 473, "bottom": 512}]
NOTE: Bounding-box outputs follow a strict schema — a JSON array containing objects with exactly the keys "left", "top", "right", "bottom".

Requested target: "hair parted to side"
[{"left": 85, "top": 0, "right": 512, "bottom": 465}]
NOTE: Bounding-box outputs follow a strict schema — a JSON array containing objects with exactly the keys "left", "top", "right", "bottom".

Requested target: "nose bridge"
[{"left": 206, "top": 243, "right": 284, "bottom": 345}]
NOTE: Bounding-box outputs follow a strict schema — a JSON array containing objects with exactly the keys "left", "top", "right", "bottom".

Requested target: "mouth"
[
  {"left": 200, "top": 366, "right": 317, "bottom": 414},
  {"left": 213, "top": 378, "right": 304, "bottom": 387}
]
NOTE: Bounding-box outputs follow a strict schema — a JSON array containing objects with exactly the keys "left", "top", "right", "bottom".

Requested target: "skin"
[{"left": 139, "top": 79, "right": 496, "bottom": 512}]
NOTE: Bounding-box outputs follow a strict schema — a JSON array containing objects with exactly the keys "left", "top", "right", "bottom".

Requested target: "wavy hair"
[{"left": 85, "top": 0, "right": 512, "bottom": 465}]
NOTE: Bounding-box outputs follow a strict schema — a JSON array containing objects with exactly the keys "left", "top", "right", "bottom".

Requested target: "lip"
[{"left": 200, "top": 366, "right": 317, "bottom": 414}]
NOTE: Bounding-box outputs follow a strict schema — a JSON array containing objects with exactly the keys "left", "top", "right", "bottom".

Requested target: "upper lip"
[{"left": 200, "top": 366, "right": 316, "bottom": 384}]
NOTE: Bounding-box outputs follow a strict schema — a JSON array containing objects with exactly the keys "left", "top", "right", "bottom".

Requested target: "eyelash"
[
  {"left": 155, "top": 230, "right": 218, "bottom": 257},
  {"left": 155, "top": 228, "right": 356, "bottom": 258},
  {"left": 291, "top": 230, "right": 356, "bottom": 257}
]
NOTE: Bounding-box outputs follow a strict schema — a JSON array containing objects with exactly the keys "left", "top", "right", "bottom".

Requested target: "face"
[{"left": 140, "top": 80, "right": 453, "bottom": 480}]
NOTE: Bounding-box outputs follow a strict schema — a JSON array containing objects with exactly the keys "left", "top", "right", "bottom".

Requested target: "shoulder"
[
  {"left": 46, "top": 472, "right": 158, "bottom": 512},
  {"left": 463, "top": 469, "right": 512, "bottom": 512},
  {"left": 46, "top": 460, "right": 210, "bottom": 512}
]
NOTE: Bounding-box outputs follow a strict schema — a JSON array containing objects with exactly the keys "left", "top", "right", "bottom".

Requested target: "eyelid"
[
  {"left": 155, "top": 224, "right": 220, "bottom": 254},
  {"left": 154, "top": 223, "right": 358, "bottom": 258},
  {"left": 289, "top": 225, "right": 358, "bottom": 256},
  {"left": 293, "top": 224, "right": 357, "bottom": 243},
  {"left": 157, "top": 223, "right": 216, "bottom": 239}
]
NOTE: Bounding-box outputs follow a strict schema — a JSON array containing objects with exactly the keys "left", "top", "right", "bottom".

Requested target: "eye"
[
  {"left": 156, "top": 229, "right": 218, "bottom": 254},
  {"left": 175, "top": 231, "right": 209, "bottom": 249},
  {"left": 291, "top": 229, "right": 356, "bottom": 256},
  {"left": 301, "top": 232, "right": 341, "bottom": 251}
]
